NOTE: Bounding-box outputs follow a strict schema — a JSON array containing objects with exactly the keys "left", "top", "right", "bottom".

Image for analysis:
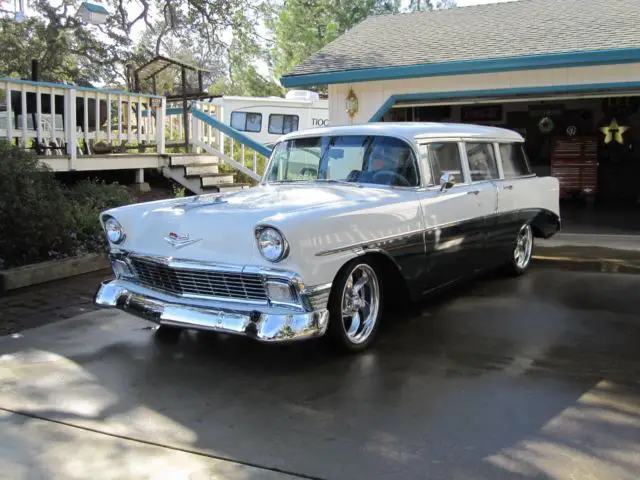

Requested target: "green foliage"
[
  {"left": 267, "top": 0, "right": 401, "bottom": 93},
  {"left": 0, "top": 142, "right": 134, "bottom": 269}
]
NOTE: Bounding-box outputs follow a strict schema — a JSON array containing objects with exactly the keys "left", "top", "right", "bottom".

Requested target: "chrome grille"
[{"left": 130, "top": 257, "right": 268, "bottom": 302}]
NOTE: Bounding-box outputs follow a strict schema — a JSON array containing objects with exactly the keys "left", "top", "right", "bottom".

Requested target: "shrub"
[{"left": 0, "top": 141, "right": 134, "bottom": 269}]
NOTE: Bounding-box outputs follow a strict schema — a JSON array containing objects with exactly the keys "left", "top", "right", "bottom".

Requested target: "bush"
[{"left": 0, "top": 141, "right": 134, "bottom": 269}]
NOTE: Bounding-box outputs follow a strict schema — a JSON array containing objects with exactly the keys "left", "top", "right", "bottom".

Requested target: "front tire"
[
  {"left": 506, "top": 223, "right": 534, "bottom": 276},
  {"left": 325, "top": 258, "right": 383, "bottom": 353}
]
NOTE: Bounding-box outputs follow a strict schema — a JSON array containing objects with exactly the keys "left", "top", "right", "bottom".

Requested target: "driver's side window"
[{"left": 425, "top": 142, "right": 464, "bottom": 186}]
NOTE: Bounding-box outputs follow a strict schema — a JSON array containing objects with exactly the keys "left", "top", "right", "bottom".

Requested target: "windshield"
[{"left": 264, "top": 135, "right": 420, "bottom": 187}]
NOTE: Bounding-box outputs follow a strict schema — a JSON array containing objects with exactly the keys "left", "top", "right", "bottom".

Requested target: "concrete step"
[
  {"left": 169, "top": 155, "right": 219, "bottom": 166},
  {"left": 201, "top": 173, "right": 235, "bottom": 187},
  {"left": 184, "top": 163, "right": 219, "bottom": 176}
]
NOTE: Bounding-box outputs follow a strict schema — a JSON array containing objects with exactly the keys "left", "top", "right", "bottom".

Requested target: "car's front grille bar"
[{"left": 129, "top": 257, "right": 268, "bottom": 302}]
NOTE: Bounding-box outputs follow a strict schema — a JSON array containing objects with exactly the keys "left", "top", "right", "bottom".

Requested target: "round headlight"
[
  {"left": 256, "top": 227, "right": 288, "bottom": 262},
  {"left": 104, "top": 217, "right": 125, "bottom": 244}
]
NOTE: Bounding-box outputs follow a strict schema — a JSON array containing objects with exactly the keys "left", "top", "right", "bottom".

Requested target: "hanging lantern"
[
  {"left": 77, "top": 1, "right": 109, "bottom": 25},
  {"left": 345, "top": 89, "right": 359, "bottom": 118}
]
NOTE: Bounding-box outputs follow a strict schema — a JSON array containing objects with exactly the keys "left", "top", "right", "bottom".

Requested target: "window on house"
[
  {"left": 230, "top": 112, "right": 262, "bottom": 132},
  {"left": 268, "top": 114, "right": 299, "bottom": 134},
  {"left": 499, "top": 143, "right": 532, "bottom": 178}
]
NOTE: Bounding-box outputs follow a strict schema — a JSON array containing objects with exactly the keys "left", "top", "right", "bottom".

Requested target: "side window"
[
  {"left": 269, "top": 114, "right": 299, "bottom": 134},
  {"left": 425, "top": 142, "right": 463, "bottom": 185},
  {"left": 230, "top": 112, "right": 262, "bottom": 133},
  {"left": 499, "top": 143, "right": 532, "bottom": 178},
  {"left": 465, "top": 143, "right": 499, "bottom": 181}
]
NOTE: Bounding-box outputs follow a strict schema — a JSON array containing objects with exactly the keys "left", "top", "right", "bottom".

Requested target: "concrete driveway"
[{"left": 1, "top": 268, "right": 640, "bottom": 479}]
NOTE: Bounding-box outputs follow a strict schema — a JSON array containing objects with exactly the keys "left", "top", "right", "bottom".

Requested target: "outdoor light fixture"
[
  {"left": 345, "top": 88, "right": 359, "bottom": 118},
  {"left": 77, "top": 1, "right": 109, "bottom": 25}
]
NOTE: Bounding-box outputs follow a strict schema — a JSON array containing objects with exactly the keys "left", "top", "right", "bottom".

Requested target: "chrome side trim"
[{"left": 315, "top": 229, "right": 424, "bottom": 257}]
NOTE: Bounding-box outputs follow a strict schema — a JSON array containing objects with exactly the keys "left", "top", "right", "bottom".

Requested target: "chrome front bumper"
[{"left": 94, "top": 279, "right": 330, "bottom": 342}]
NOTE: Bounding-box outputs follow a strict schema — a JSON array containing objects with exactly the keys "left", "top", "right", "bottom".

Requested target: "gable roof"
[{"left": 280, "top": 0, "right": 640, "bottom": 87}]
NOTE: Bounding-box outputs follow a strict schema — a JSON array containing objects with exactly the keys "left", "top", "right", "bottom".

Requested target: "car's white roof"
[{"left": 280, "top": 122, "right": 524, "bottom": 143}]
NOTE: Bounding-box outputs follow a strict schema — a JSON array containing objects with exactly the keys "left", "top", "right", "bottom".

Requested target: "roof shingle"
[{"left": 282, "top": 0, "right": 640, "bottom": 79}]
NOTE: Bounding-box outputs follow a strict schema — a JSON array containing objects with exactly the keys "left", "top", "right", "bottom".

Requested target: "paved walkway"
[{"left": 0, "top": 270, "right": 111, "bottom": 337}]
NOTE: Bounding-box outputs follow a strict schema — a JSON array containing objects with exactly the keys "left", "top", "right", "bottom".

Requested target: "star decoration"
[{"left": 600, "top": 118, "right": 629, "bottom": 144}]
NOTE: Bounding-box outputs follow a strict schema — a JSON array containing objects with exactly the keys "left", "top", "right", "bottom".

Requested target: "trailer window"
[
  {"left": 499, "top": 143, "right": 532, "bottom": 178},
  {"left": 269, "top": 114, "right": 299, "bottom": 134},
  {"left": 230, "top": 112, "right": 262, "bottom": 133}
]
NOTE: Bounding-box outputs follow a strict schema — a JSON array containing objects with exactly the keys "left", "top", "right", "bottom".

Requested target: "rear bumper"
[{"left": 94, "top": 279, "right": 330, "bottom": 342}]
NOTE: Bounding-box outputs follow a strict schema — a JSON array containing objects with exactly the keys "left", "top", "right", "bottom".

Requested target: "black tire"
[
  {"left": 153, "top": 324, "right": 183, "bottom": 344},
  {"left": 505, "top": 223, "right": 534, "bottom": 276},
  {"left": 325, "top": 257, "right": 384, "bottom": 353}
]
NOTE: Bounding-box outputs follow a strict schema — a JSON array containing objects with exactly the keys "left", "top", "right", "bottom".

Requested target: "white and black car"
[{"left": 95, "top": 123, "right": 560, "bottom": 352}]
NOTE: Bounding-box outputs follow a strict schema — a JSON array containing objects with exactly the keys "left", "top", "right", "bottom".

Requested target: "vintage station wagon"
[{"left": 94, "top": 123, "right": 560, "bottom": 352}]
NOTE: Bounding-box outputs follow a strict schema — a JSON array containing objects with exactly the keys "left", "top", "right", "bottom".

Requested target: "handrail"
[
  {"left": 191, "top": 103, "right": 272, "bottom": 157},
  {"left": 0, "top": 77, "right": 164, "bottom": 99}
]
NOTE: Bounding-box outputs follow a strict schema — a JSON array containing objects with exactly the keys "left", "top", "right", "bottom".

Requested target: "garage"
[{"left": 280, "top": 0, "right": 640, "bottom": 224}]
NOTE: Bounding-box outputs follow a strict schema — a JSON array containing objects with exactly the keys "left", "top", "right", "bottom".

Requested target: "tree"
[{"left": 267, "top": 0, "right": 401, "bottom": 94}]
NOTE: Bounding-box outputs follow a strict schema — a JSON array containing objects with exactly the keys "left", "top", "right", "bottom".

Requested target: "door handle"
[
  {"left": 503, "top": 184, "right": 514, "bottom": 190},
  {"left": 467, "top": 189, "right": 480, "bottom": 195}
]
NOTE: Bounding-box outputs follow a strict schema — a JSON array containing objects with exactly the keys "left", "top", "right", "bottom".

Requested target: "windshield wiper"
[{"left": 313, "top": 179, "right": 359, "bottom": 186}]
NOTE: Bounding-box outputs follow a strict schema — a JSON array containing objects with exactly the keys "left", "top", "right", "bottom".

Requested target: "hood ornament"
[
  {"left": 164, "top": 232, "right": 202, "bottom": 249},
  {"left": 173, "top": 192, "right": 231, "bottom": 212}
]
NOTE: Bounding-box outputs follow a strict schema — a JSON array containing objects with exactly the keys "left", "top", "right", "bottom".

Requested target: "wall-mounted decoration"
[
  {"left": 345, "top": 89, "right": 359, "bottom": 118},
  {"left": 566, "top": 126, "right": 577, "bottom": 136},
  {"left": 600, "top": 118, "right": 629, "bottom": 144},
  {"left": 538, "top": 116, "right": 555, "bottom": 133}
]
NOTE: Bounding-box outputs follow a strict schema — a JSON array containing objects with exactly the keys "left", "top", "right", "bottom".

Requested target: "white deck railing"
[{"left": 0, "top": 78, "right": 166, "bottom": 168}]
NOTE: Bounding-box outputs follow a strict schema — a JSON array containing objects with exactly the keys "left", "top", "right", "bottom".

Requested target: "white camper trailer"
[{"left": 211, "top": 90, "right": 329, "bottom": 146}]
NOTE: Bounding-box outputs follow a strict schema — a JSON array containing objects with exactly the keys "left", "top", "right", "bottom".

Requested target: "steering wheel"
[{"left": 372, "top": 170, "right": 411, "bottom": 187}]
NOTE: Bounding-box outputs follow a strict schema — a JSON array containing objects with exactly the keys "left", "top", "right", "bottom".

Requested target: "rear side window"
[
  {"left": 499, "top": 143, "right": 532, "bottom": 178},
  {"left": 465, "top": 143, "right": 499, "bottom": 181}
]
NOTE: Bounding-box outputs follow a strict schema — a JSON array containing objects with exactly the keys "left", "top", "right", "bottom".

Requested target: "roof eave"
[{"left": 280, "top": 47, "right": 640, "bottom": 88}]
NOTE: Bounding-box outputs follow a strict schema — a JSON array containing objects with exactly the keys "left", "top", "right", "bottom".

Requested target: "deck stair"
[{"left": 161, "top": 153, "right": 252, "bottom": 194}]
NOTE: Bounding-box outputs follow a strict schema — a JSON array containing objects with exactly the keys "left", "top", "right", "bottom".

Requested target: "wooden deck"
[{"left": 39, "top": 153, "right": 165, "bottom": 172}]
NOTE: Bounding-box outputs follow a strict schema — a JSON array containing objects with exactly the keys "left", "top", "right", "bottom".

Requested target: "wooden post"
[
  {"left": 6, "top": 84, "right": 13, "bottom": 145},
  {"left": 156, "top": 97, "right": 166, "bottom": 154},
  {"left": 182, "top": 66, "right": 189, "bottom": 152},
  {"left": 65, "top": 88, "right": 77, "bottom": 169}
]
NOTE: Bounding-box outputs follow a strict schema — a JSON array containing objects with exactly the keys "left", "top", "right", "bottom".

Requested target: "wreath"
[{"left": 538, "top": 116, "right": 555, "bottom": 133}]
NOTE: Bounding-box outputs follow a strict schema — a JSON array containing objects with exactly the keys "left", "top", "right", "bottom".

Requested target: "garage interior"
[{"left": 382, "top": 93, "right": 640, "bottom": 234}]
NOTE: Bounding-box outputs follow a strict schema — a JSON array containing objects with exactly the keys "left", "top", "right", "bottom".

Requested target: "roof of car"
[{"left": 280, "top": 122, "right": 524, "bottom": 143}]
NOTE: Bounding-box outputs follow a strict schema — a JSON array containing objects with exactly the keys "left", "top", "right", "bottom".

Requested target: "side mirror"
[{"left": 439, "top": 173, "right": 455, "bottom": 191}]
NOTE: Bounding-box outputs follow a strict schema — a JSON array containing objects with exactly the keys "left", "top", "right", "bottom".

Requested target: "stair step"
[
  {"left": 184, "top": 164, "right": 219, "bottom": 176},
  {"left": 201, "top": 174, "right": 235, "bottom": 186},
  {"left": 169, "top": 155, "right": 219, "bottom": 166}
]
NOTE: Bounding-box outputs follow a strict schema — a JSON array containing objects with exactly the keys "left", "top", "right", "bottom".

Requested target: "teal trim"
[
  {"left": 280, "top": 47, "right": 640, "bottom": 87},
  {"left": 81, "top": 2, "right": 109, "bottom": 14},
  {"left": 191, "top": 105, "right": 272, "bottom": 157},
  {"left": 0, "top": 77, "right": 164, "bottom": 99},
  {"left": 142, "top": 107, "right": 186, "bottom": 117},
  {"left": 368, "top": 81, "right": 640, "bottom": 122}
]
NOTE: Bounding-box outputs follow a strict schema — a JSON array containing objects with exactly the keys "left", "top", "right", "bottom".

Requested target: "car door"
[
  {"left": 416, "top": 140, "right": 497, "bottom": 294},
  {"left": 463, "top": 141, "right": 502, "bottom": 268},
  {"left": 490, "top": 141, "right": 536, "bottom": 260}
]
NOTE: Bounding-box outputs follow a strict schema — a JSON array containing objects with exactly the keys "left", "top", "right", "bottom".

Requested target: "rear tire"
[
  {"left": 325, "top": 258, "right": 384, "bottom": 353},
  {"left": 506, "top": 223, "right": 534, "bottom": 276},
  {"left": 154, "top": 325, "right": 183, "bottom": 344}
]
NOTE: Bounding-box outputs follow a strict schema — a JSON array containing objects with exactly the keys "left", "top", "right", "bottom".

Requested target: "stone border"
[{"left": 0, "top": 254, "right": 110, "bottom": 292}]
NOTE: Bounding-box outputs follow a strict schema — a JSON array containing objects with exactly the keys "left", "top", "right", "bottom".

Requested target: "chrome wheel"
[
  {"left": 340, "top": 263, "right": 380, "bottom": 345},
  {"left": 514, "top": 224, "right": 533, "bottom": 269}
]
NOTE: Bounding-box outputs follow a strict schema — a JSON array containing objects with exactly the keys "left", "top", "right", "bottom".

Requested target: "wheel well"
[{"left": 333, "top": 252, "right": 410, "bottom": 306}]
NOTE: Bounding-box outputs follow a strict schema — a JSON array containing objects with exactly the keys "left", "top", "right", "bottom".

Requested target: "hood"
[{"left": 103, "top": 183, "right": 396, "bottom": 265}]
